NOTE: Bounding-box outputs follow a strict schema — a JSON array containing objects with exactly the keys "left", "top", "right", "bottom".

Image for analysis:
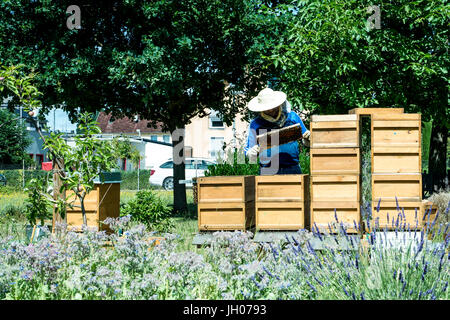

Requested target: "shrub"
[
  {"left": 0, "top": 205, "right": 24, "bottom": 219},
  {"left": 120, "top": 190, "right": 174, "bottom": 233},
  {"left": 0, "top": 170, "right": 50, "bottom": 190},
  {"left": 120, "top": 170, "right": 152, "bottom": 190},
  {"left": 23, "top": 178, "right": 53, "bottom": 226},
  {"left": 298, "top": 146, "right": 310, "bottom": 175},
  {"left": 205, "top": 146, "right": 259, "bottom": 176},
  {"left": 427, "top": 191, "right": 450, "bottom": 225}
]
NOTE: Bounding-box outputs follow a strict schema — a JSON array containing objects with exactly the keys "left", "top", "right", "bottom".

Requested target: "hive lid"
[{"left": 93, "top": 171, "right": 122, "bottom": 184}]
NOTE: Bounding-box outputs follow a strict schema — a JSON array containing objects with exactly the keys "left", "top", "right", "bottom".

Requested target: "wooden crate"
[
  {"left": 370, "top": 201, "right": 422, "bottom": 231},
  {"left": 65, "top": 183, "right": 120, "bottom": 232},
  {"left": 255, "top": 174, "right": 309, "bottom": 230},
  {"left": 197, "top": 176, "right": 255, "bottom": 203},
  {"left": 371, "top": 113, "right": 421, "bottom": 148},
  {"left": 310, "top": 114, "right": 360, "bottom": 148},
  {"left": 256, "top": 201, "right": 308, "bottom": 230},
  {"left": 198, "top": 202, "right": 255, "bottom": 231},
  {"left": 310, "top": 201, "right": 361, "bottom": 233},
  {"left": 311, "top": 175, "right": 360, "bottom": 202},
  {"left": 372, "top": 146, "right": 421, "bottom": 174},
  {"left": 372, "top": 174, "right": 422, "bottom": 202},
  {"left": 310, "top": 148, "right": 360, "bottom": 175},
  {"left": 255, "top": 174, "right": 308, "bottom": 202},
  {"left": 348, "top": 107, "right": 404, "bottom": 115}
]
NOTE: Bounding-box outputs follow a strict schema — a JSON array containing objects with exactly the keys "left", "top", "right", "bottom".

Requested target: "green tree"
[
  {"left": 268, "top": 0, "right": 449, "bottom": 191},
  {"left": 0, "top": 108, "right": 32, "bottom": 166},
  {"left": 110, "top": 137, "right": 142, "bottom": 169},
  {"left": 0, "top": 0, "right": 281, "bottom": 211}
]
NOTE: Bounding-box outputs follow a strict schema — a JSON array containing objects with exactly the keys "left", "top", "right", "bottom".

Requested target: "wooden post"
[{"left": 52, "top": 158, "right": 66, "bottom": 234}]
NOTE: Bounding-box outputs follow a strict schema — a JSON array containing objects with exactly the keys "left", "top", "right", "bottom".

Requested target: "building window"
[
  {"left": 209, "top": 110, "right": 224, "bottom": 129},
  {"left": 163, "top": 135, "right": 171, "bottom": 143},
  {"left": 210, "top": 137, "right": 224, "bottom": 159},
  {"left": 151, "top": 135, "right": 158, "bottom": 141}
]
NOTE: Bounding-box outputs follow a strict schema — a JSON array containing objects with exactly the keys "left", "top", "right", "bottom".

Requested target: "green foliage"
[
  {"left": 0, "top": 108, "right": 32, "bottom": 165},
  {"left": 120, "top": 190, "right": 174, "bottom": 233},
  {"left": 120, "top": 170, "right": 153, "bottom": 190},
  {"left": 298, "top": 146, "right": 310, "bottom": 175},
  {"left": 205, "top": 146, "right": 259, "bottom": 176},
  {"left": 422, "top": 121, "right": 432, "bottom": 172},
  {"left": 23, "top": 178, "right": 52, "bottom": 226},
  {"left": 110, "top": 137, "right": 143, "bottom": 169},
  {"left": 268, "top": 0, "right": 448, "bottom": 119}
]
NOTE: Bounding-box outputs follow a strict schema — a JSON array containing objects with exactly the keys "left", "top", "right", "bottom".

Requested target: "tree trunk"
[
  {"left": 80, "top": 196, "right": 87, "bottom": 229},
  {"left": 52, "top": 158, "right": 66, "bottom": 234},
  {"left": 428, "top": 121, "right": 449, "bottom": 192},
  {"left": 172, "top": 127, "right": 187, "bottom": 213}
]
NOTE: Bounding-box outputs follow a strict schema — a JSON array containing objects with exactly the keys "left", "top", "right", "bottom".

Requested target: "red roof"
[{"left": 97, "top": 112, "right": 166, "bottom": 134}]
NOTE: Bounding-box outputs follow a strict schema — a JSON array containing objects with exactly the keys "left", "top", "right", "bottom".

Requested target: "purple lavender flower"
[
  {"left": 305, "top": 280, "right": 317, "bottom": 292},
  {"left": 342, "top": 286, "right": 350, "bottom": 297},
  {"left": 376, "top": 198, "right": 381, "bottom": 213},
  {"left": 421, "top": 262, "right": 428, "bottom": 281}
]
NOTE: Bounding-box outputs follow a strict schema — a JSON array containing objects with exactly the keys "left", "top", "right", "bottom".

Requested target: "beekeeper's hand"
[
  {"left": 247, "top": 145, "right": 260, "bottom": 163},
  {"left": 302, "top": 130, "right": 311, "bottom": 140},
  {"left": 302, "top": 130, "right": 311, "bottom": 147}
]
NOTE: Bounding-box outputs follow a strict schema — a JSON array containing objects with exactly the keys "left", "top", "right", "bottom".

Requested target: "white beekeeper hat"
[{"left": 247, "top": 88, "right": 287, "bottom": 112}]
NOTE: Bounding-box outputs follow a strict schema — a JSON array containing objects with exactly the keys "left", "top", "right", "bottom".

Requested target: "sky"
[{"left": 44, "top": 108, "right": 77, "bottom": 133}]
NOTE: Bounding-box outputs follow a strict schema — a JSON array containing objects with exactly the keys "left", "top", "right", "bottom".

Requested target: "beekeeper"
[{"left": 244, "top": 88, "right": 310, "bottom": 175}]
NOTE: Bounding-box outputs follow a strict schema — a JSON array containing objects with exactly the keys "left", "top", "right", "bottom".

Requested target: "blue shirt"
[{"left": 244, "top": 111, "right": 308, "bottom": 168}]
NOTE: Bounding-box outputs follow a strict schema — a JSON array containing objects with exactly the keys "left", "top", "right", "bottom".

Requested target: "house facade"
[
  {"left": 184, "top": 109, "right": 249, "bottom": 160},
  {"left": 98, "top": 110, "right": 250, "bottom": 167}
]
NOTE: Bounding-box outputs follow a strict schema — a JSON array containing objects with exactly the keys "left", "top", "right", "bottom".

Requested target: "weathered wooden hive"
[
  {"left": 197, "top": 176, "right": 255, "bottom": 231},
  {"left": 309, "top": 114, "right": 362, "bottom": 233},
  {"left": 63, "top": 172, "right": 121, "bottom": 233},
  {"left": 255, "top": 174, "right": 309, "bottom": 230}
]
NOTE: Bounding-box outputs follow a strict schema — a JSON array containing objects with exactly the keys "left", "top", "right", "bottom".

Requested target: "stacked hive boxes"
[
  {"left": 197, "top": 176, "right": 255, "bottom": 231},
  {"left": 255, "top": 175, "right": 309, "bottom": 230},
  {"left": 309, "top": 115, "right": 362, "bottom": 233},
  {"left": 371, "top": 113, "right": 422, "bottom": 230}
]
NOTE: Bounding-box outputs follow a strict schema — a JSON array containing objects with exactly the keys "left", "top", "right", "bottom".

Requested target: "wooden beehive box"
[
  {"left": 65, "top": 182, "right": 121, "bottom": 232},
  {"left": 310, "top": 114, "right": 360, "bottom": 148},
  {"left": 371, "top": 113, "right": 421, "bottom": 148},
  {"left": 372, "top": 174, "right": 422, "bottom": 202},
  {"left": 310, "top": 175, "right": 360, "bottom": 203},
  {"left": 370, "top": 201, "right": 422, "bottom": 231},
  {"left": 371, "top": 113, "right": 421, "bottom": 174},
  {"left": 310, "top": 201, "right": 361, "bottom": 234},
  {"left": 197, "top": 176, "right": 254, "bottom": 203},
  {"left": 372, "top": 146, "right": 421, "bottom": 174},
  {"left": 197, "top": 176, "right": 255, "bottom": 231},
  {"left": 310, "top": 148, "right": 360, "bottom": 175},
  {"left": 255, "top": 174, "right": 309, "bottom": 230}
]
